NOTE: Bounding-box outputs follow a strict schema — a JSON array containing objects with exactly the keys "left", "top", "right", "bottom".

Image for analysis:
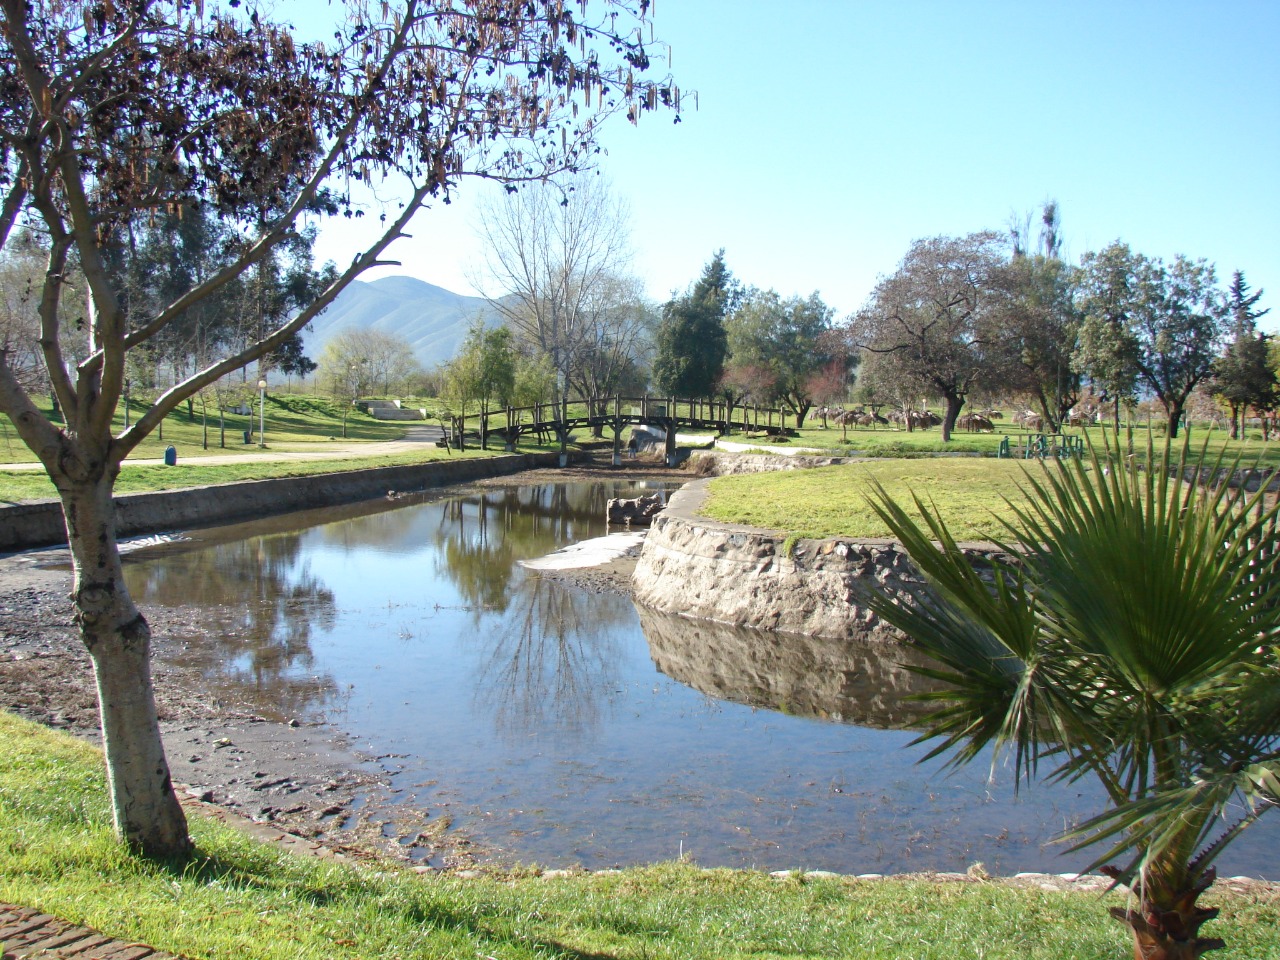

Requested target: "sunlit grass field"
[
  {"left": 703, "top": 458, "right": 1044, "bottom": 542},
  {"left": 704, "top": 426, "right": 1279, "bottom": 542},
  {"left": 0, "top": 448, "right": 511, "bottom": 505},
  {"left": 4, "top": 712, "right": 1278, "bottom": 959},
  {"left": 727, "top": 419, "right": 1280, "bottom": 466},
  {"left": 0, "top": 393, "right": 411, "bottom": 464},
  {"left": 0, "top": 393, "right": 549, "bottom": 503}
]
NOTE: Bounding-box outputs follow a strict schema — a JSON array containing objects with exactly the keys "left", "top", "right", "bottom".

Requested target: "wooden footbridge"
[{"left": 446, "top": 396, "right": 800, "bottom": 462}]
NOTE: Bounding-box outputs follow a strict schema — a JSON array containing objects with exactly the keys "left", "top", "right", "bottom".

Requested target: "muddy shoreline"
[{"left": 0, "top": 459, "right": 682, "bottom": 867}]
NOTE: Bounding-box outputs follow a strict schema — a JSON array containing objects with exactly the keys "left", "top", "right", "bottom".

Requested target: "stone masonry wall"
[{"left": 633, "top": 477, "right": 1008, "bottom": 641}]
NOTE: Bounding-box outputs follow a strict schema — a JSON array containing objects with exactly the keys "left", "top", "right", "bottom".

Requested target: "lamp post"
[{"left": 257, "top": 378, "right": 267, "bottom": 448}]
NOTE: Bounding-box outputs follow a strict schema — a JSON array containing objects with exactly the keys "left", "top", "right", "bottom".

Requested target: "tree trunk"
[
  {"left": 941, "top": 393, "right": 964, "bottom": 443},
  {"left": 1167, "top": 399, "right": 1185, "bottom": 439},
  {"left": 1111, "top": 885, "right": 1225, "bottom": 959},
  {"left": 1033, "top": 386, "right": 1060, "bottom": 434},
  {"left": 60, "top": 476, "right": 190, "bottom": 861}
]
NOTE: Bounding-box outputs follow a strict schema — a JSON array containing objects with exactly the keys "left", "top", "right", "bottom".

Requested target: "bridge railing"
[{"left": 442, "top": 395, "right": 799, "bottom": 451}]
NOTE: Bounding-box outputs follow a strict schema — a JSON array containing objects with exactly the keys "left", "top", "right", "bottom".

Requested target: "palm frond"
[{"left": 861, "top": 433, "right": 1280, "bottom": 889}]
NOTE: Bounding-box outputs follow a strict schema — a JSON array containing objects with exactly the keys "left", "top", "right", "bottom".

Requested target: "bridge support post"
[
  {"left": 612, "top": 398, "right": 623, "bottom": 466},
  {"left": 665, "top": 416, "right": 677, "bottom": 467}
]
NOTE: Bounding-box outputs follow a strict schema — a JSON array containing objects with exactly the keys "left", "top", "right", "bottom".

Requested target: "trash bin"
[
  {"left": 243, "top": 430, "right": 252, "bottom": 444},
  {"left": 163, "top": 445, "right": 177, "bottom": 466}
]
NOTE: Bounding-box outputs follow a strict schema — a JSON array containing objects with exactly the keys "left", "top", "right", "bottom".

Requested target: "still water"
[{"left": 124, "top": 481, "right": 1279, "bottom": 877}]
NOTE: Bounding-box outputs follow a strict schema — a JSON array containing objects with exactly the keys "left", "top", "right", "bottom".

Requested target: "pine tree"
[
  {"left": 1213, "top": 271, "right": 1275, "bottom": 438},
  {"left": 652, "top": 251, "right": 737, "bottom": 397}
]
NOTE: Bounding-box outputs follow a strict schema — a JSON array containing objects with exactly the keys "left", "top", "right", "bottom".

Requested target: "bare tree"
[
  {"left": 852, "top": 232, "right": 1010, "bottom": 442},
  {"left": 0, "top": 0, "right": 675, "bottom": 859},
  {"left": 318, "top": 329, "right": 421, "bottom": 433},
  {"left": 474, "top": 174, "right": 650, "bottom": 407},
  {"left": 0, "top": 243, "right": 48, "bottom": 394}
]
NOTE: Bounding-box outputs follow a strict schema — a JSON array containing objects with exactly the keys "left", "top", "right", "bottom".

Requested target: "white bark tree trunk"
[{"left": 61, "top": 475, "right": 190, "bottom": 860}]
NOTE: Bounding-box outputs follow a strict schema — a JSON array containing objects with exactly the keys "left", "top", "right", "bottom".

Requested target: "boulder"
[{"left": 606, "top": 493, "right": 665, "bottom": 526}]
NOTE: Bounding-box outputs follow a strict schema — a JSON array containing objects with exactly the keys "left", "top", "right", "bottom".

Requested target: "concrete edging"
[{"left": 0, "top": 452, "right": 562, "bottom": 552}]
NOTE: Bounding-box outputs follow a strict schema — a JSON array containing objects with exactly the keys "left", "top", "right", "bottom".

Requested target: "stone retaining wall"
[
  {"left": 633, "top": 477, "right": 1008, "bottom": 641},
  {"left": 0, "top": 452, "right": 560, "bottom": 552},
  {"left": 687, "top": 450, "right": 851, "bottom": 475}
]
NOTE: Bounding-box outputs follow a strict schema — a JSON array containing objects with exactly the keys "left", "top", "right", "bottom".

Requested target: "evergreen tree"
[
  {"left": 1212, "top": 271, "right": 1274, "bottom": 438},
  {"left": 1227, "top": 269, "right": 1269, "bottom": 335},
  {"left": 1075, "top": 242, "right": 1228, "bottom": 439},
  {"left": 652, "top": 250, "right": 738, "bottom": 396}
]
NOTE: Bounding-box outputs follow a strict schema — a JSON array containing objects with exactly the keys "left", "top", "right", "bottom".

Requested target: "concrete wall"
[{"left": 0, "top": 452, "right": 560, "bottom": 552}]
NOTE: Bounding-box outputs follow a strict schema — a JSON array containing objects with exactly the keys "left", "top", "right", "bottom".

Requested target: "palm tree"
[{"left": 864, "top": 436, "right": 1280, "bottom": 960}]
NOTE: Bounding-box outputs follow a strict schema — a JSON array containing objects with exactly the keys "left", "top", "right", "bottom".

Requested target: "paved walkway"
[
  {"left": 0, "top": 904, "right": 184, "bottom": 960},
  {"left": 0, "top": 424, "right": 447, "bottom": 471}
]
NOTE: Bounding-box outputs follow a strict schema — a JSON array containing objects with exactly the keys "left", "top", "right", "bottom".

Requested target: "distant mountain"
[{"left": 302, "top": 275, "right": 499, "bottom": 370}]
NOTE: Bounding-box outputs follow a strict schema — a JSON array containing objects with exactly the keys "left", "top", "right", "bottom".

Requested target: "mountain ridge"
[{"left": 302, "top": 275, "right": 499, "bottom": 370}]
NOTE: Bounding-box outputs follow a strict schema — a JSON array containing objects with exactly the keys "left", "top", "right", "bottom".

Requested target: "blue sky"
[{"left": 305, "top": 1, "right": 1280, "bottom": 326}]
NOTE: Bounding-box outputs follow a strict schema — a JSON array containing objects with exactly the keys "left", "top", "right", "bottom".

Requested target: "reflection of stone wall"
[
  {"left": 638, "top": 606, "right": 940, "bottom": 728},
  {"left": 634, "top": 478, "right": 1011, "bottom": 641}
]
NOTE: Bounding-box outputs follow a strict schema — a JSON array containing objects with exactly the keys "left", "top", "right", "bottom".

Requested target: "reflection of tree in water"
[
  {"left": 472, "top": 576, "right": 633, "bottom": 741},
  {"left": 432, "top": 484, "right": 632, "bottom": 613},
  {"left": 126, "top": 534, "right": 338, "bottom": 719}
]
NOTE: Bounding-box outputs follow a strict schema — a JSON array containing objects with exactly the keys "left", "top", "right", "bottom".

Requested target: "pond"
[{"left": 123, "top": 480, "right": 1280, "bottom": 877}]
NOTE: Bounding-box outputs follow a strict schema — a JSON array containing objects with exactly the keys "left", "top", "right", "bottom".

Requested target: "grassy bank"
[
  {"left": 703, "top": 459, "right": 1042, "bottom": 542},
  {"left": 0, "top": 394, "right": 410, "bottom": 465},
  {"left": 3, "top": 714, "right": 1277, "bottom": 959},
  {"left": 723, "top": 421, "right": 1280, "bottom": 466},
  {"left": 0, "top": 447, "right": 513, "bottom": 505}
]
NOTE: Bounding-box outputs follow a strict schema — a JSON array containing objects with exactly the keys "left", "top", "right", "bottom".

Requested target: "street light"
[{"left": 257, "top": 378, "right": 267, "bottom": 448}]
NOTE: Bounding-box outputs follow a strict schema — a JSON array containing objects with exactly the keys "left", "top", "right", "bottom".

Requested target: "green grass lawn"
[
  {"left": 705, "top": 425, "right": 1280, "bottom": 543},
  {"left": 704, "top": 459, "right": 1064, "bottom": 542},
  {"left": 0, "top": 393, "right": 557, "bottom": 503},
  {"left": 0, "top": 448, "right": 514, "bottom": 505},
  {"left": 738, "top": 419, "right": 1280, "bottom": 465},
  {"left": 0, "top": 393, "right": 410, "bottom": 463},
  {"left": 3, "top": 712, "right": 1277, "bottom": 959}
]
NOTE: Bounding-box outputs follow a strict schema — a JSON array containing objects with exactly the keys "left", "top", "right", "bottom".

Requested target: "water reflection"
[
  {"left": 119, "top": 480, "right": 1280, "bottom": 876},
  {"left": 639, "top": 607, "right": 941, "bottom": 728},
  {"left": 128, "top": 533, "right": 338, "bottom": 720},
  {"left": 427, "top": 484, "right": 646, "bottom": 608},
  {"left": 472, "top": 577, "right": 632, "bottom": 742}
]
